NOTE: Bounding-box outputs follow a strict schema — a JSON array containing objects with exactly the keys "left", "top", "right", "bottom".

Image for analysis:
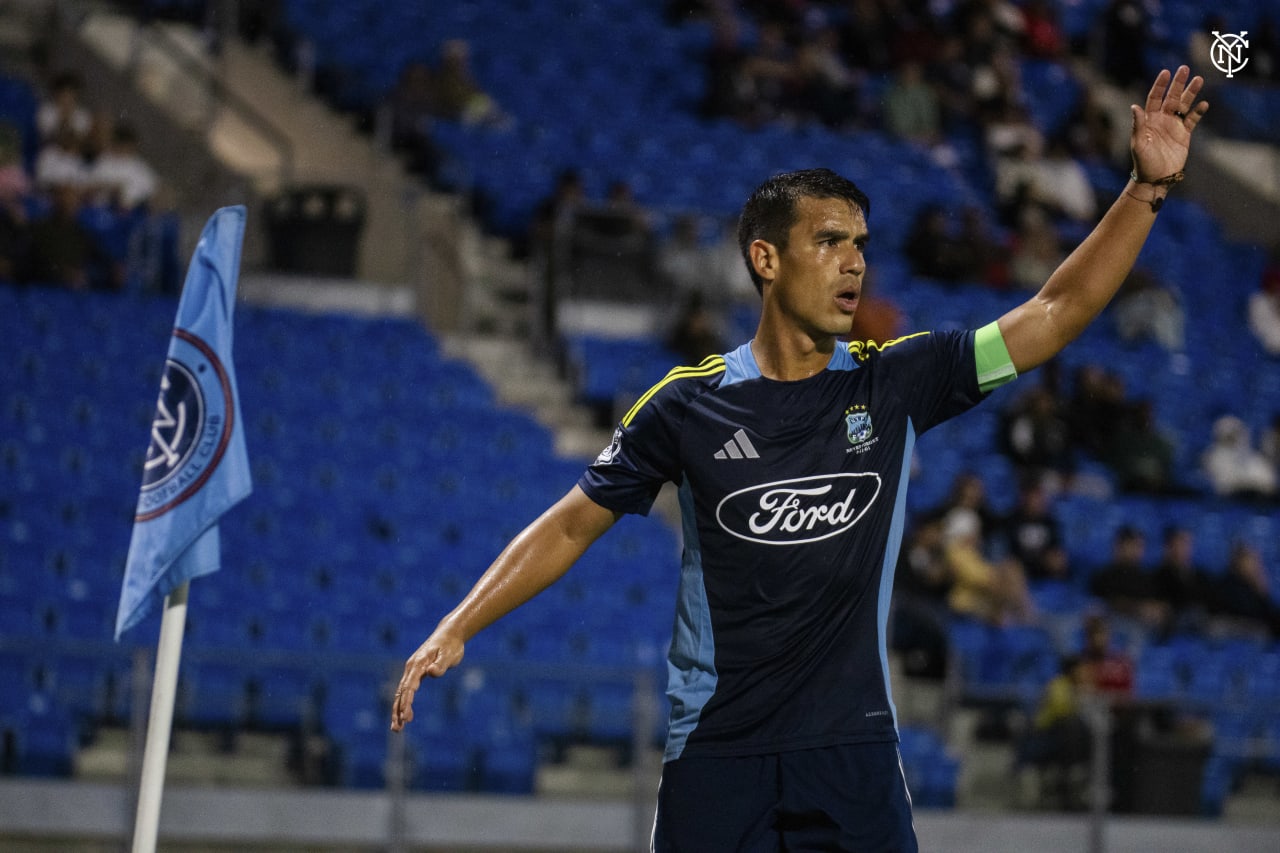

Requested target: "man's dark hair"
[{"left": 736, "top": 168, "right": 871, "bottom": 294}]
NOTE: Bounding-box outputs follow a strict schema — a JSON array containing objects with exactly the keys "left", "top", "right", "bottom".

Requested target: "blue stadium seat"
[{"left": 1, "top": 693, "right": 78, "bottom": 777}]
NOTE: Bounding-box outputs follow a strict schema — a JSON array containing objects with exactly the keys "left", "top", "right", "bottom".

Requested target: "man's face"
[{"left": 757, "top": 196, "right": 868, "bottom": 339}]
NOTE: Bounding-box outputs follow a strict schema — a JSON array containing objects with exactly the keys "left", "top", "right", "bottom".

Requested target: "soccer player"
[{"left": 392, "top": 66, "right": 1208, "bottom": 851}]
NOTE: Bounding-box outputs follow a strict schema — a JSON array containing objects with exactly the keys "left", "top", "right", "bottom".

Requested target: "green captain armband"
[{"left": 975, "top": 321, "right": 1017, "bottom": 393}]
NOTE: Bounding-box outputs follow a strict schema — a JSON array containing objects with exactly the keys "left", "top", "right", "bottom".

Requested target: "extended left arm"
[{"left": 997, "top": 66, "right": 1209, "bottom": 373}]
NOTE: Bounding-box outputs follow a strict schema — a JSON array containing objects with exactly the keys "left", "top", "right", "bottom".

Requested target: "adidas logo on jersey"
[{"left": 714, "top": 429, "right": 759, "bottom": 460}]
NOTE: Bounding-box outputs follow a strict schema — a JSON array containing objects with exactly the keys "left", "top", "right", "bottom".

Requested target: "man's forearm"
[
  {"left": 436, "top": 486, "right": 618, "bottom": 642},
  {"left": 1000, "top": 181, "right": 1162, "bottom": 373}
]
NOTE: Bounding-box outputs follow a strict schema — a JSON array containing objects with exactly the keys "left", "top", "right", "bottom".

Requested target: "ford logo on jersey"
[{"left": 715, "top": 473, "right": 882, "bottom": 545}]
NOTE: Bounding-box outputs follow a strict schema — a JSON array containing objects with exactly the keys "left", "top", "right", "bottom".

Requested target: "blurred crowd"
[{"left": 1, "top": 69, "right": 176, "bottom": 293}]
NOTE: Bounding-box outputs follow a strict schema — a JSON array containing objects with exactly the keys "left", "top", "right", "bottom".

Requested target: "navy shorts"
[{"left": 652, "top": 741, "right": 918, "bottom": 853}]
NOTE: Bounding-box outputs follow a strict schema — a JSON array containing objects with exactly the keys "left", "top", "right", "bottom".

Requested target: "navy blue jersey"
[{"left": 579, "top": 328, "right": 1013, "bottom": 761}]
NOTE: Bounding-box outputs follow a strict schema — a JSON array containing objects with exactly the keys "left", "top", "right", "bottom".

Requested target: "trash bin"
[
  {"left": 1131, "top": 733, "right": 1212, "bottom": 815},
  {"left": 265, "top": 184, "right": 366, "bottom": 276}
]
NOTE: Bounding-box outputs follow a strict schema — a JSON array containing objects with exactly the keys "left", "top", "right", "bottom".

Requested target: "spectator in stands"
[
  {"left": 1000, "top": 477, "right": 1070, "bottom": 582},
  {"left": 1061, "top": 83, "right": 1120, "bottom": 163},
  {"left": 1201, "top": 414, "right": 1278, "bottom": 501},
  {"left": 1018, "top": 0, "right": 1066, "bottom": 59},
  {"left": 24, "top": 183, "right": 113, "bottom": 289},
  {"left": 903, "top": 203, "right": 984, "bottom": 283},
  {"left": 937, "top": 469, "right": 1004, "bottom": 539},
  {"left": 1150, "top": 526, "right": 1211, "bottom": 636},
  {"left": 659, "top": 214, "right": 754, "bottom": 304},
  {"left": 34, "top": 124, "right": 88, "bottom": 191},
  {"left": 984, "top": 98, "right": 1044, "bottom": 166},
  {"left": 1008, "top": 206, "right": 1065, "bottom": 291},
  {"left": 700, "top": 9, "right": 754, "bottom": 121},
  {"left": 883, "top": 60, "right": 941, "bottom": 146},
  {"left": 87, "top": 123, "right": 158, "bottom": 211},
  {"left": 1013, "top": 653, "right": 1091, "bottom": 810},
  {"left": 1079, "top": 611, "right": 1134, "bottom": 697},
  {"left": 893, "top": 514, "right": 954, "bottom": 679},
  {"left": 1089, "top": 526, "right": 1163, "bottom": 629},
  {"left": 522, "top": 168, "right": 586, "bottom": 344},
  {"left": 1247, "top": 250, "right": 1280, "bottom": 356},
  {"left": 599, "top": 179, "right": 652, "bottom": 239},
  {"left": 1111, "top": 268, "right": 1185, "bottom": 352},
  {"left": 1248, "top": 16, "right": 1280, "bottom": 82},
  {"left": 80, "top": 109, "right": 115, "bottom": 168},
  {"left": 1261, "top": 412, "right": 1280, "bottom": 474},
  {"left": 792, "top": 26, "right": 861, "bottom": 129},
  {"left": 1065, "top": 364, "right": 1127, "bottom": 459},
  {"left": 1078, "top": 609, "right": 1144, "bottom": 812},
  {"left": 958, "top": 205, "right": 1010, "bottom": 287},
  {"left": 428, "top": 39, "right": 506, "bottom": 127},
  {"left": 927, "top": 35, "right": 977, "bottom": 131},
  {"left": 838, "top": 0, "right": 894, "bottom": 74},
  {"left": 385, "top": 61, "right": 445, "bottom": 182},
  {"left": 0, "top": 124, "right": 30, "bottom": 282},
  {"left": 967, "top": 32, "right": 1022, "bottom": 125},
  {"left": 995, "top": 136, "right": 1097, "bottom": 226},
  {"left": 36, "top": 71, "right": 92, "bottom": 144},
  {"left": 1001, "top": 378, "right": 1074, "bottom": 488},
  {"left": 737, "top": 20, "right": 796, "bottom": 126},
  {"left": 942, "top": 505, "right": 1034, "bottom": 627},
  {"left": 1103, "top": 399, "right": 1179, "bottom": 495},
  {"left": 523, "top": 167, "right": 585, "bottom": 260},
  {"left": 665, "top": 290, "right": 727, "bottom": 366},
  {"left": 1099, "top": 0, "right": 1150, "bottom": 88},
  {"left": 1209, "top": 542, "right": 1280, "bottom": 638}
]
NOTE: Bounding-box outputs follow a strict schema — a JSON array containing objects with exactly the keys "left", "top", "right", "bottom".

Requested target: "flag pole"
[{"left": 130, "top": 581, "right": 189, "bottom": 853}]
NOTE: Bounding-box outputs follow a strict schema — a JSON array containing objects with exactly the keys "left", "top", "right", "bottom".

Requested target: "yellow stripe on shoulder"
[
  {"left": 621, "top": 355, "right": 726, "bottom": 427},
  {"left": 846, "top": 331, "right": 930, "bottom": 362}
]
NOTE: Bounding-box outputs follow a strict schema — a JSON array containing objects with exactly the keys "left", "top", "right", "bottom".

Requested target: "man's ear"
[{"left": 749, "top": 239, "right": 778, "bottom": 285}]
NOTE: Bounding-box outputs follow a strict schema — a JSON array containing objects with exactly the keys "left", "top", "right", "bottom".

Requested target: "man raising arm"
[
  {"left": 998, "top": 65, "right": 1208, "bottom": 372},
  {"left": 390, "top": 65, "right": 1207, "bottom": 852}
]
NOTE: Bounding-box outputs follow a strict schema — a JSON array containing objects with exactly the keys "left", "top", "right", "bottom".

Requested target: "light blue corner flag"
[{"left": 115, "top": 206, "right": 252, "bottom": 640}]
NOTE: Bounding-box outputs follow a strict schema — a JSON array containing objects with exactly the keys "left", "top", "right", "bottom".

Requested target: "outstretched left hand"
[{"left": 1130, "top": 65, "right": 1209, "bottom": 182}]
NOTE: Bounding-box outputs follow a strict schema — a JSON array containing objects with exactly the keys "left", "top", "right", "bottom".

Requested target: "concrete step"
[
  {"left": 73, "top": 726, "right": 298, "bottom": 788},
  {"left": 440, "top": 333, "right": 612, "bottom": 460}
]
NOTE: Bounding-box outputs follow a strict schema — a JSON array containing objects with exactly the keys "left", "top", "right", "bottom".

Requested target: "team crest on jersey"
[
  {"left": 845, "top": 405, "right": 873, "bottom": 446},
  {"left": 136, "top": 329, "right": 235, "bottom": 521},
  {"left": 595, "top": 427, "right": 624, "bottom": 465}
]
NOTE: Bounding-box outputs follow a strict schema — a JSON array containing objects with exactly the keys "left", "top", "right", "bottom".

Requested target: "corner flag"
[{"left": 115, "top": 205, "right": 252, "bottom": 640}]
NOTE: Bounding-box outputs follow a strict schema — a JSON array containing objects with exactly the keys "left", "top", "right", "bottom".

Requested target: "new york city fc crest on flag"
[{"left": 137, "top": 330, "right": 237, "bottom": 521}]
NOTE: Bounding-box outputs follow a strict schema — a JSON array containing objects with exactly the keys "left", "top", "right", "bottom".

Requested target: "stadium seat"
[{"left": 1, "top": 693, "right": 78, "bottom": 777}]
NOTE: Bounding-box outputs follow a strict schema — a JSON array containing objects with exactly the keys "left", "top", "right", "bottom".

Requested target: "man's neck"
[{"left": 749, "top": 326, "right": 837, "bottom": 381}]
